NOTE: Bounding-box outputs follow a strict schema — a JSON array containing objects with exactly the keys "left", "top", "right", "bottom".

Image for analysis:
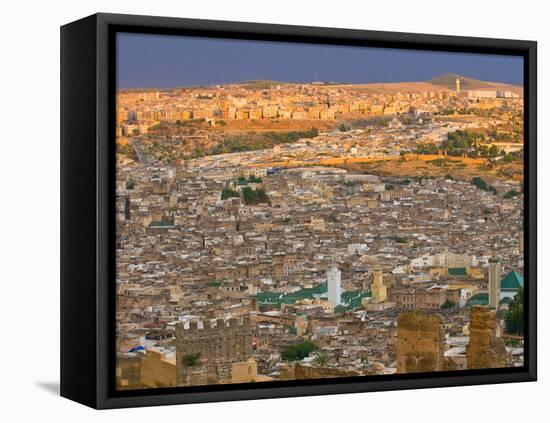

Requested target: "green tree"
[
  {"left": 221, "top": 187, "right": 240, "bottom": 200},
  {"left": 248, "top": 175, "right": 263, "bottom": 183},
  {"left": 242, "top": 187, "right": 268, "bottom": 205},
  {"left": 281, "top": 341, "right": 318, "bottom": 362},
  {"left": 471, "top": 176, "right": 497, "bottom": 194},
  {"left": 505, "top": 287, "right": 524, "bottom": 335}
]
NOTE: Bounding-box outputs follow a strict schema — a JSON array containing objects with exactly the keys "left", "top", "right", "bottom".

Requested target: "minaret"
[
  {"left": 455, "top": 77, "right": 461, "bottom": 95},
  {"left": 488, "top": 255, "right": 501, "bottom": 309},
  {"left": 371, "top": 269, "right": 387, "bottom": 303},
  {"left": 327, "top": 263, "right": 342, "bottom": 306}
]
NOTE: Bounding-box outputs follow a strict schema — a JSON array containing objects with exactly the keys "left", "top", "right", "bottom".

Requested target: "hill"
[
  {"left": 429, "top": 73, "right": 523, "bottom": 95},
  {"left": 429, "top": 73, "right": 494, "bottom": 90}
]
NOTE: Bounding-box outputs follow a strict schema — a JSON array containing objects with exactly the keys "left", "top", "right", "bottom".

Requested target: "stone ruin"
[
  {"left": 397, "top": 306, "right": 507, "bottom": 375},
  {"left": 175, "top": 316, "right": 253, "bottom": 386},
  {"left": 397, "top": 311, "right": 445, "bottom": 373},
  {"left": 466, "top": 305, "right": 506, "bottom": 369}
]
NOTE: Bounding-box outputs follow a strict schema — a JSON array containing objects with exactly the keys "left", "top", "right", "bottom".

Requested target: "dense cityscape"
[{"left": 114, "top": 74, "right": 525, "bottom": 389}]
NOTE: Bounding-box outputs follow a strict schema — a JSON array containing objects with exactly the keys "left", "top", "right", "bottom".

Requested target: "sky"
[{"left": 117, "top": 32, "right": 523, "bottom": 89}]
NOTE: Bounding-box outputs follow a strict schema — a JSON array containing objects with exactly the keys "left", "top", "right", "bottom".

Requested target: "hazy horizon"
[{"left": 117, "top": 33, "right": 524, "bottom": 89}]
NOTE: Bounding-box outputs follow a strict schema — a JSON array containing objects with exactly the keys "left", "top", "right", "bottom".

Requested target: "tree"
[
  {"left": 505, "top": 287, "right": 524, "bottom": 335},
  {"left": 221, "top": 187, "right": 240, "bottom": 200},
  {"left": 281, "top": 341, "right": 318, "bottom": 362},
  {"left": 242, "top": 187, "right": 268, "bottom": 205},
  {"left": 248, "top": 175, "right": 263, "bottom": 183},
  {"left": 471, "top": 176, "right": 497, "bottom": 195}
]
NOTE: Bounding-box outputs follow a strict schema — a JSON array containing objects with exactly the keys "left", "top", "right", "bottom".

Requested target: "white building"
[{"left": 327, "top": 263, "right": 342, "bottom": 306}]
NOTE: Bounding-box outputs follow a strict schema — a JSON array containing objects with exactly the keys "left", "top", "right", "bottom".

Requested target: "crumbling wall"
[
  {"left": 466, "top": 305, "right": 506, "bottom": 369},
  {"left": 397, "top": 311, "right": 444, "bottom": 373}
]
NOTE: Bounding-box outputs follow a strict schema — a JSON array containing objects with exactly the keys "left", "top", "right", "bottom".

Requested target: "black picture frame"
[{"left": 61, "top": 12, "right": 537, "bottom": 409}]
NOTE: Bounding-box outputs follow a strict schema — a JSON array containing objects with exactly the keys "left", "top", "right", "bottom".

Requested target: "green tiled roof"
[
  {"left": 465, "top": 293, "right": 510, "bottom": 308},
  {"left": 341, "top": 290, "right": 371, "bottom": 310},
  {"left": 501, "top": 271, "right": 524, "bottom": 290},
  {"left": 255, "top": 283, "right": 327, "bottom": 309},
  {"left": 255, "top": 284, "right": 370, "bottom": 310},
  {"left": 465, "top": 293, "right": 488, "bottom": 307},
  {"left": 448, "top": 267, "right": 468, "bottom": 276}
]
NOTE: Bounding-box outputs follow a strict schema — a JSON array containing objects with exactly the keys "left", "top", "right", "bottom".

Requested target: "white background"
[{"left": 1, "top": 0, "right": 546, "bottom": 420}]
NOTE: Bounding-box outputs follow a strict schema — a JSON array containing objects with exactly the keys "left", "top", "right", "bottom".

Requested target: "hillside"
[{"left": 430, "top": 73, "right": 523, "bottom": 95}]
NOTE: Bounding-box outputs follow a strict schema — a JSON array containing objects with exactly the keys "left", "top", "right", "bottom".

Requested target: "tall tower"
[
  {"left": 488, "top": 256, "right": 501, "bottom": 309},
  {"left": 327, "top": 263, "right": 342, "bottom": 306},
  {"left": 371, "top": 269, "right": 387, "bottom": 303},
  {"left": 455, "top": 77, "right": 461, "bottom": 94}
]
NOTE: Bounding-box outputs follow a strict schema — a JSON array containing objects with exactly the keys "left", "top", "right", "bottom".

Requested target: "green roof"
[
  {"left": 465, "top": 293, "right": 510, "bottom": 308},
  {"left": 255, "top": 284, "right": 371, "bottom": 310},
  {"left": 465, "top": 293, "right": 488, "bottom": 307},
  {"left": 341, "top": 290, "right": 372, "bottom": 310},
  {"left": 448, "top": 267, "right": 468, "bottom": 276},
  {"left": 501, "top": 271, "right": 524, "bottom": 290},
  {"left": 255, "top": 283, "right": 327, "bottom": 308}
]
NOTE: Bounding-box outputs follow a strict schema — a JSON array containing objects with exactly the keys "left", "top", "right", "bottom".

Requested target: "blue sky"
[{"left": 117, "top": 32, "right": 523, "bottom": 89}]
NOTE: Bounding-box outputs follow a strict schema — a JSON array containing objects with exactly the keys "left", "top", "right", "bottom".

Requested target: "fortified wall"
[{"left": 176, "top": 316, "right": 253, "bottom": 386}]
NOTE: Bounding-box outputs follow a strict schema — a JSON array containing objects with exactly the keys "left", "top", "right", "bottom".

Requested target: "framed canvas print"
[{"left": 60, "top": 13, "right": 537, "bottom": 409}]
